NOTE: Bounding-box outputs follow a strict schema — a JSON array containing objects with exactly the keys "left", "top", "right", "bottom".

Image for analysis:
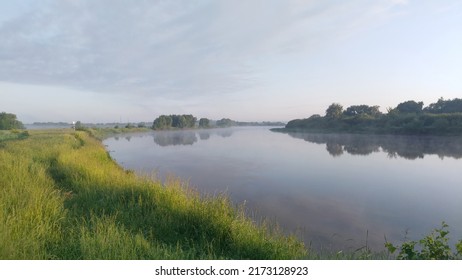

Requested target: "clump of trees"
[
  {"left": 152, "top": 115, "right": 284, "bottom": 130},
  {"left": 0, "top": 112, "right": 25, "bottom": 130},
  {"left": 344, "top": 105, "right": 381, "bottom": 117},
  {"left": 284, "top": 98, "right": 462, "bottom": 135},
  {"left": 216, "top": 118, "right": 235, "bottom": 127},
  {"left": 152, "top": 114, "right": 197, "bottom": 130},
  {"left": 198, "top": 118, "right": 210, "bottom": 128},
  {"left": 424, "top": 97, "right": 462, "bottom": 114}
]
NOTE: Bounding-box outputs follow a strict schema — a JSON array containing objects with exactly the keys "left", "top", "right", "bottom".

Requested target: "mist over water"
[{"left": 104, "top": 127, "right": 462, "bottom": 252}]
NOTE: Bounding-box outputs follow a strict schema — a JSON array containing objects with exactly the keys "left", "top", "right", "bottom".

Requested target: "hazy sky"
[{"left": 1, "top": 0, "right": 461, "bottom": 123}]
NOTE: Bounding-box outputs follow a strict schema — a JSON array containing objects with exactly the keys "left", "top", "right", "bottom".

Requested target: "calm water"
[{"left": 103, "top": 127, "right": 462, "bottom": 251}]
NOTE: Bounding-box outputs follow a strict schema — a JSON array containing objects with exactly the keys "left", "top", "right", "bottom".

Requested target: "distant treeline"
[
  {"left": 33, "top": 122, "right": 70, "bottom": 126},
  {"left": 152, "top": 114, "right": 284, "bottom": 130},
  {"left": 280, "top": 98, "right": 462, "bottom": 135}
]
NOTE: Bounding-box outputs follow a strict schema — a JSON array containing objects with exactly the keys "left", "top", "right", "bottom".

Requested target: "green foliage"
[
  {"left": 0, "top": 130, "right": 29, "bottom": 142},
  {"left": 199, "top": 118, "right": 210, "bottom": 128},
  {"left": 283, "top": 98, "right": 462, "bottom": 135},
  {"left": 74, "top": 121, "right": 86, "bottom": 131},
  {"left": 175, "top": 114, "right": 196, "bottom": 128},
  {"left": 456, "top": 240, "right": 462, "bottom": 256},
  {"left": 325, "top": 103, "right": 343, "bottom": 119},
  {"left": 385, "top": 222, "right": 462, "bottom": 260},
  {"left": 152, "top": 115, "right": 172, "bottom": 130},
  {"left": 216, "top": 118, "right": 235, "bottom": 127},
  {"left": 344, "top": 105, "right": 381, "bottom": 117},
  {"left": 425, "top": 97, "right": 462, "bottom": 114},
  {"left": 0, "top": 112, "right": 25, "bottom": 130},
  {"left": 0, "top": 130, "right": 306, "bottom": 259},
  {"left": 395, "top": 100, "right": 424, "bottom": 114},
  {"left": 152, "top": 114, "right": 196, "bottom": 130}
]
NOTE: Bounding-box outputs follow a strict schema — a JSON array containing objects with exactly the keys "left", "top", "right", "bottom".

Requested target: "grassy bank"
[{"left": 0, "top": 129, "right": 306, "bottom": 259}]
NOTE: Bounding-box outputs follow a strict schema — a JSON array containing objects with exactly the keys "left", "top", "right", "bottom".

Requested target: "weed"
[{"left": 385, "top": 222, "right": 462, "bottom": 260}]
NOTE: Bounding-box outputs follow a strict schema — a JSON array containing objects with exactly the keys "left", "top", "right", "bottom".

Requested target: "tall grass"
[{"left": 0, "top": 129, "right": 306, "bottom": 259}]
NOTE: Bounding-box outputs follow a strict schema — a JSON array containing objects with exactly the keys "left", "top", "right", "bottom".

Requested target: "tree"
[
  {"left": 152, "top": 115, "right": 172, "bottom": 130},
  {"left": 344, "top": 105, "right": 381, "bottom": 117},
  {"left": 325, "top": 103, "right": 343, "bottom": 119},
  {"left": 173, "top": 114, "right": 196, "bottom": 128},
  {"left": 199, "top": 118, "right": 210, "bottom": 128},
  {"left": 395, "top": 100, "right": 424, "bottom": 114},
  {"left": 0, "top": 112, "right": 25, "bottom": 130},
  {"left": 216, "top": 118, "right": 235, "bottom": 127},
  {"left": 181, "top": 114, "right": 196, "bottom": 128},
  {"left": 425, "top": 97, "right": 462, "bottom": 114},
  {"left": 74, "top": 121, "right": 86, "bottom": 131},
  {"left": 441, "top": 98, "right": 462, "bottom": 113},
  {"left": 152, "top": 114, "right": 196, "bottom": 130}
]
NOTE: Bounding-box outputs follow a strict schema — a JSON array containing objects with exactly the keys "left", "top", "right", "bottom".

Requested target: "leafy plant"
[{"left": 385, "top": 222, "right": 462, "bottom": 260}]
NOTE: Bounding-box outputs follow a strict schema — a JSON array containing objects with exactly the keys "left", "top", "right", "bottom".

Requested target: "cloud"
[
  {"left": 0, "top": 0, "right": 409, "bottom": 101},
  {"left": 390, "top": 0, "right": 409, "bottom": 5}
]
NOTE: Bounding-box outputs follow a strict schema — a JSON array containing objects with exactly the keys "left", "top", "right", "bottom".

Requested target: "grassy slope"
[{"left": 0, "top": 129, "right": 306, "bottom": 259}]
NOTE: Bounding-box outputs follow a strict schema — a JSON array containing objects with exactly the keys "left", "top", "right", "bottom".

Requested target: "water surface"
[{"left": 104, "top": 127, "right": 462, "bottom": 252}]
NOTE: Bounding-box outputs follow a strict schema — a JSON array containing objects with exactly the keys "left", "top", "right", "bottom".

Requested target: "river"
[{"left": 103, "top": 127, "right": 462, "bottom": 252}]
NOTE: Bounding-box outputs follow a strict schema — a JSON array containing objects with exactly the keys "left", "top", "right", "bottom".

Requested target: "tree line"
[
  {"left": 151, "top": 115, "right": 282, "bottom": 130},
  {"left": 284, "top": 98, "right": 462, "bottom": 135},
  {"left": 152, "top": 115, "right": 235, "bottom": 130}
]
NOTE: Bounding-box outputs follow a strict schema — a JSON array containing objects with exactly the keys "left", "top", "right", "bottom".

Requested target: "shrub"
[{"left": 385, "top": 222, "right": 462, "bottom": 260}]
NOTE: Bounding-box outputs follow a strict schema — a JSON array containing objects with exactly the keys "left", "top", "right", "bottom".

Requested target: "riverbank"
[
  {"left": 0, "top": 129, "right": 305, "bottom": 259},
  {"left": 278, "top": 113, "right": 462, "bottom": 136}
]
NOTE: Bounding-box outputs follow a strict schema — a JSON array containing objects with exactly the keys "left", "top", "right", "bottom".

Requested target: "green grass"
[
  {"left": 0, "top": 129, "right": 306, "bottom": 259},
  {"left": 0, "top": 130, "right": 29, "bottom": 143}
]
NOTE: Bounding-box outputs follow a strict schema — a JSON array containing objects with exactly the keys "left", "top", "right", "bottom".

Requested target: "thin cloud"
[{"left": 0, "top": 0, "right": 411, "bottom": 100}]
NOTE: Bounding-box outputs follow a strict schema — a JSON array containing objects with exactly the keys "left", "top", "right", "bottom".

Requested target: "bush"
[
  {"left": 385, "top": 222, "right": 462, "bottom": 260},
  {"left": 0, "top": 112, "right": 25, "bottom": 130}
]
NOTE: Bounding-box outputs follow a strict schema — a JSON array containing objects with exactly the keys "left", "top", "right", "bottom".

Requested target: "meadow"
[{"left": 0, "top": 129, "right": 306, "bottom": 259}]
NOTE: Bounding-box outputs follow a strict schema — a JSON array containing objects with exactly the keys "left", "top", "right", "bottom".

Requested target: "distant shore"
[{"left": 279, "top": 99, "right": 462, "bottom": 136}]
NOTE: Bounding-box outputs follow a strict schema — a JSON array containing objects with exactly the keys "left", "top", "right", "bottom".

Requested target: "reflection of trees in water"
[
  {"left": 326, "top": 143, "right": 343, "bottom": 157},
  {"left": 198, "top": 132, "right": 210, "bottom": 140},
  {"left": 286, "top": 132, "right": 462, "bottom": 160},
  {"left": 152, "top": 129, "right": 234, "bottom": 146},
  {"left": 342, "top": 135, "right": 380, "bottom": 156},
  {"left": 153, "top": 131, "right": 198, "bottom": 146},
  {"left": 111, "top": 129, "right": 235, "bottom": 147},
  {"left": 216, "top": 130, "right": 233, "bottom": 138},
  {"left": 199, "top": 129, "right": 233, "bottom": 140}
]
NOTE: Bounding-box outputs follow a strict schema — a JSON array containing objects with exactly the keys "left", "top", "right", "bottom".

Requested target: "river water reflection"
[{"left": 104, "top": 127, "right": 462, "bottom": 252}]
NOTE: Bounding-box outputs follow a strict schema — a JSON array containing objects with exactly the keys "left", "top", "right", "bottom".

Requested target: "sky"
[{"left": 1, "top": 0, "right": 461, "bottom": 123}]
